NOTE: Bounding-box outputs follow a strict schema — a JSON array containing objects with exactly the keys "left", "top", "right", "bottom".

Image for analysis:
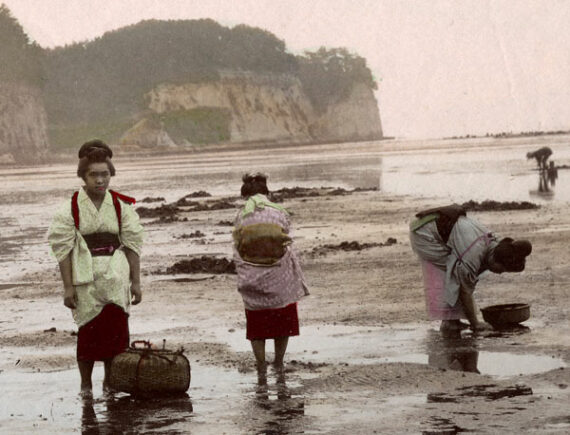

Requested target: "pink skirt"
[
  {"left": 421, "top": 260, "right": 465, "bottom": 320},
  {"left": 77, "top": 304, "right": 129, "bottom": 361},
  {"left": 245, "top": 302, "right": 299, "bottom": 340}
]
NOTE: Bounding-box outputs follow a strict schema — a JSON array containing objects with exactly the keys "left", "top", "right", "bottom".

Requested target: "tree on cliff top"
[
  {"left": 44, "top": 19, "right": 298, "bottom": 126},
  {"left": 41, "top": 18, "right": 378, "bottom": 149},
  {"left": 298, "top": 47, "right": 377, "bottom": 113},
  {"left": 0, "top": 5, "right": 43, "bottom": 86}
]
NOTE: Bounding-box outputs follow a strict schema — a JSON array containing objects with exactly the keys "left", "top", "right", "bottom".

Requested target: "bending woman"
[
  {"left": 48, "top": 140, "right": 143, "bottom": 395},
  {"left": 409, "top": 204, "right": 531, "bottom": 331},
  {"left": 233, "top": 173, "right": 309, "bottom": 371}
]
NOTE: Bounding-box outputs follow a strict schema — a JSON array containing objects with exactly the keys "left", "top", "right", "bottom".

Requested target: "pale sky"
[{"left": 3, "top": 0, "right": 570, "bottom": 139}]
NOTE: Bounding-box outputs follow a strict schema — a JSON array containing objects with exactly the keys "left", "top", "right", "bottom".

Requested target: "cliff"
[
  {"left": 120, "top": 72, "right": 382, "bottom": 148},
  {"left": 0, "top": 82, "right": 49, "bottom": 163}
]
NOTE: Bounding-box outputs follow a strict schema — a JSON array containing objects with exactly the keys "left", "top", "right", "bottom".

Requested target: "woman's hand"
[
  {"left": 63, "top": 285, "right": 77, "bottom": 309},
  {"left": 131, "top": 282, "right": 142, "bottom": 305}
]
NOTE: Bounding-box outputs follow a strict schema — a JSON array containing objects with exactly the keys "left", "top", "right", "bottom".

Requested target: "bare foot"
[
  {"left": 79, "top": 388, "right": 93, "bottom": 400},
  {"left": 470, "top": 321, "right": 494, "bottom": 332},
  {"left": 272, "top": 360, "right": 285, "bottom": 373},
  {"left": 440, "top": 320, "right": 469, "bottom": 332},
  {"left": 102, "top": 383, "right": 118, "bottom": 396}
]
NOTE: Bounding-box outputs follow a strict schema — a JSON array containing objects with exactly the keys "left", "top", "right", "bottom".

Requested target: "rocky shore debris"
[
  {"left": 140, "top": 196, "right": 165, "bottom": 203},
  {"left": 137, "top": 187, "right": 377, "bottom": 224},
  {"left": 217, "top": 220, "right": 234, "bottom": 226},
  {"left": 137, "top": 192, "right": 237, "bottom": 224},
  {"left": 136, "top": 204, "right": 182, "bottom": 218},
  {"left": 149, "top": 216, "right": 189, "bottom": 225},
  {"left": 176, "top": 231, "right": 206, "bottom": 239},
  {"left": 309, "top": 238, "right": 397, "bottom": 257},
  {"left": 180, "top": 191, "right": 212, "bottom": 198},
  {"left": 427, "top": 383, "right": 533, "bottom": 403},
  {"left": 422, "top": 416, "right": 467, "bottom": 435},
  {"left": 461, "top": 200, "right": 539, "bottom": 211},
  {"left": 163, "top": 256, "right": 236, "bottom": 275},
  {"left": 271, "top": 186, "right": 378, "bottom": 202}
]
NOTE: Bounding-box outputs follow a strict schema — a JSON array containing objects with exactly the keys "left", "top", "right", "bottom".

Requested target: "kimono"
[
  {"left": 233, "top": 194, "right": 309, "bottom": 339},
  {"left": 48, "top": 188, "right": 143, "bottom": 359},
  {"left": 410, "top": 215, "right": 498, "bottom": 319}
]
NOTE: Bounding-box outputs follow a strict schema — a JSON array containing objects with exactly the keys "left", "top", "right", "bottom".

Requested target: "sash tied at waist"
[{"left": 82, "top": 233, "right": 121, "bottom": 256}]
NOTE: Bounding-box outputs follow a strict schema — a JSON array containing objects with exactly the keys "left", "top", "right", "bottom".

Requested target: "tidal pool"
[
  {"left": 213, "top": 323, "right": 567, "bottom": 379},
  {"left": 0, "top": 362, "right": 309, "bottom": 434}
]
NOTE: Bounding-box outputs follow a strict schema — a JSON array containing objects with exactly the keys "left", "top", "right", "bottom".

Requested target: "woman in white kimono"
[{"left": 48, "top": 140, "right": 143, "bottom": 395}]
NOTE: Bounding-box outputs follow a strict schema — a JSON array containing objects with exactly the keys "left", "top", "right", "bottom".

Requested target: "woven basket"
[{"left": 109, "top": 340, "right": 191, "bottom": 396}]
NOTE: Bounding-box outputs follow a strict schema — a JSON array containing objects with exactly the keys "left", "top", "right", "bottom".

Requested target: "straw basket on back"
[{"left": 109, "top": 340, "right": 191, "bottom": 396}]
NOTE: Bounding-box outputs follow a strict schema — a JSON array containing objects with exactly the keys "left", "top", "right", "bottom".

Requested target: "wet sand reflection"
[
  {"left": 426, "top": 329, "right": 480, "bottom": 374},
  {"left": 81, "top": 393, "right": 193, "bottom": 434},
  {"left": 244, "top": 366, "right": 306, "bottom": 434}
]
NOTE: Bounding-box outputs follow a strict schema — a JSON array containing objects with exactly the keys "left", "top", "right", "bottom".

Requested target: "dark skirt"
[
  {"left": 77, "top": 303, "right": 129, "bottom": 361},
  {"left": 245, "top": 302, "right": 299, "bottom": 340}
]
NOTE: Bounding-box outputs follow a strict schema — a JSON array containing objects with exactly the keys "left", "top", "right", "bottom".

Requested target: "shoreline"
[
  {"left": 0, "top": 140, "right": 568, "bottom": 433},
  {"left": 2, "top": 132, "right": 569, "bottom": 170}
]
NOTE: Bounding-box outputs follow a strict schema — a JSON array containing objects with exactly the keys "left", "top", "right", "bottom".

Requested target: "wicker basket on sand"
[{"left": 109, "top": 340, "right": 191, "bottom": 396}]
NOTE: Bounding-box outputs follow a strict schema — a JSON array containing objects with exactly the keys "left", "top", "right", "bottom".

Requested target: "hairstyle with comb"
[
  {"left": 240, "top": 172, "right": 269, "bottom": 198},
  {"left": 76, "top": 139, "right": 116, "bottom": 178}
]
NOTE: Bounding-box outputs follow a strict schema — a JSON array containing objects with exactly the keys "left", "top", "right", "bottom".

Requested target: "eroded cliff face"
[
  {"left": 0, "top": 82, "right": 49, "bottom": 163},
  {"left": 121, "top": 72, "right": 382, "bottom": 148},
  {"left": 312, "top": 83, "right": 383, "bottom": 142}
]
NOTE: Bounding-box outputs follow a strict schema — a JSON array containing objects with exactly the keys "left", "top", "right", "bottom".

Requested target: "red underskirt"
[
  {"left": 77, "top": 304, "right": 129, "bottom": 361},
  {"left": 245, "top": 302, "right": 299, "bottom": 340}
]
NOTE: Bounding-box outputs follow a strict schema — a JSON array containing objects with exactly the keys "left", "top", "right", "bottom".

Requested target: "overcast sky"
[{"left": 3, "top": 0, "right": 570, "bottom": 139}]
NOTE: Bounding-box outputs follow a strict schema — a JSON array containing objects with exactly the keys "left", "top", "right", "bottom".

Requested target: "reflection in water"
[
  {"left": 426, "top": 330, "right": 480, "bottom": 373},
  {"left": 382, "top": 144, "right": 570, "bottom": 203},
  {"left": 81, "top": 397, "right": 99, "bottom": 435},
  {"left": 530, "top": 166, "right": 558, "bottom": 199},
  {"left": 547, "top": 162, "right": 558, "bottom": 187},
  {"left": 245, "top": 366, "right": 305, "bottom": 434},
  {"left": 81, "top": 393, "right": 193, "bottom": 434}
]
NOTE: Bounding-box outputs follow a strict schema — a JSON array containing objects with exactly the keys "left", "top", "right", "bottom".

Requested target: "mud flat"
[{"left": 0, "top": 138, "right": 569, "bottom": 433}]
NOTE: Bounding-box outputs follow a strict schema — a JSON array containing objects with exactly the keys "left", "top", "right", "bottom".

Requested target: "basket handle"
[{"left": 131, "top": 340, "right": 152, "bottom": 349}]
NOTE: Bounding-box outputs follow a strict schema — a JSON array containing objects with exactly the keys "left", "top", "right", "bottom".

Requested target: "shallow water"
[
  {"left": 1, "top": 138, "right": 568, "bottom": 433},
  {"left": 1, "top": 322, "right": 563, "bottom": 433},
  {"left": 382, "top": 142, "right": 570, "bottom": 203},
  {"left": 213, "top": 323, "right": 566, "bottom": 378},
  {"left": 0, "top": 363, "right": 307, "bottom": 434},
  {"left": 1, "top": 137, "right": 568, "bottom": 283}
]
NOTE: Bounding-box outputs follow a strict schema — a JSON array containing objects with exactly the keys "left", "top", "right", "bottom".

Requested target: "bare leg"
[
  {"left": 103, "top": 359, "right": 113, "bottom": 392},
  {"left": 273, "top": 336, "right": 289, "bottom": 368},
  {"left": 77, "top": 360, "right": 94, "bottom": 394},
  {"left": 459, "top": 289, "right": 492, "bottom": 331},
  {"left": 250, "top": 339, "right": 266, "bottom": 369}
]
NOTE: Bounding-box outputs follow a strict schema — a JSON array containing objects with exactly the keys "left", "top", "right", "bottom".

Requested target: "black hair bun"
[
  {"left": 242, "top": 172, "right": 267, "bottom": 184},
  {"left": 494, "top": 238, "right": 532, "bottom": 272},
  {"left": 512, "top": 240, "right": 532, "bottom": 257},
  {"left": 78, "top": 139, "right": 113, "bottom": 159}
]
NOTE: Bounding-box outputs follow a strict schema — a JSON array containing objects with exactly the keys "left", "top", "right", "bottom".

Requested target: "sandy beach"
[{"left": 1, "top": 136, "right": 569, "bottom": 434}]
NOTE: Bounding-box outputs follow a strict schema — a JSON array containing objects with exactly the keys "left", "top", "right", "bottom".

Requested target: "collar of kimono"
[
  {"left": 78, "top": 187, "right": 114, "bottom": 207},
  {"left": 242, "top": 194, "right": 288, "bottom": 217}
]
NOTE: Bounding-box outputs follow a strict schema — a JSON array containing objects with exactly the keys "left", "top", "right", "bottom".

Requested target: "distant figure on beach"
[
  {"left": 526, "top": 146, "right": 552, "bottom": 169},
  {"left": 233, "top": 173, "right": 309, "bottom": 373},
  {"left": 409, "top": 204, "right": 531, "bottom": 332},
  {"left": 48, "top": 140, "right": 144, "bottom": 396}
]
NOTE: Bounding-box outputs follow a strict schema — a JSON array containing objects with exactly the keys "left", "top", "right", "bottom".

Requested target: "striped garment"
[{"left": 233, "top": 196, "right": 309, "bottom": 310}]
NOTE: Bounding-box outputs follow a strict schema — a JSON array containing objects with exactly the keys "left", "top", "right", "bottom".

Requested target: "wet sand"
[{"left": 1, "top": 137, "right": 569, "bottom": 434}]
